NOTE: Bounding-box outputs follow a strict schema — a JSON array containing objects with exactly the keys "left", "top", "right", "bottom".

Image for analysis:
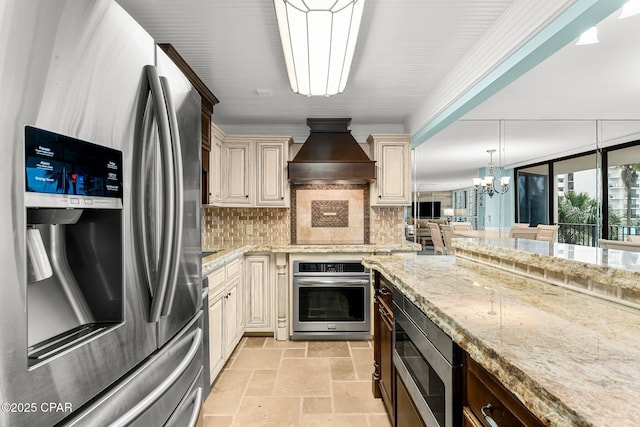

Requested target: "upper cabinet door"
[
  {"left": 257, "top": 139, "right": 290, "bottom": 207},
  {"left": 221, "top": 140, "right": 252, "bottom": 205},
  {"left": 209, "top": 123, "right": 224, "bottom": 204},
  {"left": 369, "top": 134, "right": 412, "bottom": 206},
  {"left": 209, "top": 131, "right": 291, "bottom": 207}
]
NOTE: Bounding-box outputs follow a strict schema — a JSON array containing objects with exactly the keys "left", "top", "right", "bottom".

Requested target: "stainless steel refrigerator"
[{"left": 0, "top": 1, "right": 203, "bottom": 425}]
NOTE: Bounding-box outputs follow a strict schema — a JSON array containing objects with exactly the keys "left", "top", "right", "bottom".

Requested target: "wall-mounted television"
[{"left": 414, "top": 201, "right": 441, "bottom": 218}]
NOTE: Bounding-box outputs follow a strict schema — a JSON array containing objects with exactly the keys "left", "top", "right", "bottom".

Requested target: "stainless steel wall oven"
[
  {"left": 292, "top": 260, "right": 371, "bottom": 340},
  {"left": 393, "top": 288, "right": 462, "bottom": 427}
]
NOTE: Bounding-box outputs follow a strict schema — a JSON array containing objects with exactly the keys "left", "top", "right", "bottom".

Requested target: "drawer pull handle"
[
  {"left": 481, "top": 404, "right": 499, "bottom": 427},
  {"left": 378, "top": 288, "right": 391, "bottom": 296},
  {"left": 378, "top": 305, "right": 390, "bottom": 318}
]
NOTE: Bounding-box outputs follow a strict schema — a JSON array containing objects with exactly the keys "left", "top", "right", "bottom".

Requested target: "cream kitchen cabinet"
[
  {"left": 368, "top": 134, "right": 412, "bottom": 206},
  {"left": 209, "top": 132, "right": 291, "bottom": 207},
  {"left": 207, "top": 257, "right": 244, "bottom": 384},
  {"left": 209, "top": 123, "right": 224, "bottom": 204},
  {"left": 221, "top": 139, "right": 252, "bottom": 205},
  {"left": 244, "top": 254, "right": 274, "bottom": 333},
  {"left": 256, "top": 139, "right": 289, "bottom": 206}
]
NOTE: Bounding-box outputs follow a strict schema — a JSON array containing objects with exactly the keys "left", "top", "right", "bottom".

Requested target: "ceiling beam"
[{"left": 409, "top": 0, "right": 628, "bottom": 149}]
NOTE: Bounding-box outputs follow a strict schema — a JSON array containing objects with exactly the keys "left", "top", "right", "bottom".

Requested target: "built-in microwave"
[{"left": 393, "top": 289, "right": 462, "bottom": 427}]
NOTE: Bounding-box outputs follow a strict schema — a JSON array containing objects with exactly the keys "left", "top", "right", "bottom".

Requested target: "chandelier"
[
  {"left": 273, "top": 0, "right": 365, "bottom": 97},
  {"left": 473, "top": 149, "right": 510, "bottom": 197}
]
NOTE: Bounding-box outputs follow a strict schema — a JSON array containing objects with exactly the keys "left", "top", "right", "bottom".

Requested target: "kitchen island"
[{"left": 363, "top": 239, "right": 640, "bottom": 426}]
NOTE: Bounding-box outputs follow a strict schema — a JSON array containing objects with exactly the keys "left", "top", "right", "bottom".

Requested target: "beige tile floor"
[{"left": 201, "top": 337, "right": 391, "bottom": 427}]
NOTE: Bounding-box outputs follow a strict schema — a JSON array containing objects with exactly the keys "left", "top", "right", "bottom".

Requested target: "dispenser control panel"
[{"left": 24, "top": 126, "right": 123, "bottom": 209}]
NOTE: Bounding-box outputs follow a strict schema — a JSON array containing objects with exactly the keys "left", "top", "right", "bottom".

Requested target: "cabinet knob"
[
  {"left": 245, "top": 195, "right": 249, "bottom": 198},
  {"left": 378, "top": 195, "right": 382, "bottom": 198},
  {"left": 281, "top": 196, "right": 284, "bottom": 200},
  {"left": 481, "top": 404, "right": 499, "bottom": 427}
]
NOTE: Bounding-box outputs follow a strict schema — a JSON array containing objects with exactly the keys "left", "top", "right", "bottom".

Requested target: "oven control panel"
[{"left": 294, "top": 261, "right": 368, "bottom": 276}]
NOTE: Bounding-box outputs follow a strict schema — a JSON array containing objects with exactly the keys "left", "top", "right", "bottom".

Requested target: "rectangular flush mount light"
[{"left": 273, "top": 0, "right": 365, "bottom": 96}]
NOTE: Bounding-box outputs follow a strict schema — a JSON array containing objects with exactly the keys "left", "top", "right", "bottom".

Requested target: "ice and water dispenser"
[{"left": 25, "top": 126, "right": 124, "bottom": 364}]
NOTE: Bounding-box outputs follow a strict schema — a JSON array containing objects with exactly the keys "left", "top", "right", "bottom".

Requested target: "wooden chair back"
[
  {"left": 440, "top": 225, "right": 454, "bottom": 255},
  {"left": 599, "top": 239, "right": 640, "bottom": 252},
  {"left": 451, "top": 222, "right": 473, "bottom": 233},
  {"left": 536, "top": 224, "right": 558, "bottom": 242},
  {"left": 429, "top": 223, "right": 446, "bottom": 255}
]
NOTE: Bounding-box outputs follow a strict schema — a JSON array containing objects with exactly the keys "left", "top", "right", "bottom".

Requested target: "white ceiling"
[
  {"left": 116, "top": 0, "right": 640, "bottom": 191},
  {"left": 416, "top": 6, "right": 640, "bottom": 190}
]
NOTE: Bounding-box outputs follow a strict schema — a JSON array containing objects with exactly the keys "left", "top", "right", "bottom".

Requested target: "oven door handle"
[{"left": 294, "top": 278, "right": 369, "bottom": 286}]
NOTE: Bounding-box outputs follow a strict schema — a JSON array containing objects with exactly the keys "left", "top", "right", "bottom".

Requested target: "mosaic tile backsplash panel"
[
  {"left": 370, "top": 206, "right": 405, "bottom": 245},
  {"left": 311, "top": 200, "right": 349, "bottom": 228},
  {"left": 202, "top": 204, "right": 405, "bottom": 247},
  {"left": 202, "top": 207, "right": 290, "bottom": 249},
  {"left": 292, "top": 184, "right": 368, "bottom": 245}
]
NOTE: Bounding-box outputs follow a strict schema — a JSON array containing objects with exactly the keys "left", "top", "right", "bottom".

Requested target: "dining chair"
[
  {"left": 450, "top": 222, "right": 473, "bottom": 233},
  {"left": 599, "top": 238, "right": 640, "bottom": 252},
  {"left": 509, "top": 223, "right": 533, "bottom": 239},
  {"left": 429, "top": 223, "right": 446, "bottom": 255},
  {"left": 535, "top": 224, "right": 558, "bottom": 242},
  {"left": 440, "top": 225, "right": 454, "bottom": 255}
]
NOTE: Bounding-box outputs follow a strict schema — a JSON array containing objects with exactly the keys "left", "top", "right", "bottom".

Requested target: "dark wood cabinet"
[
  {"left": 157, "top": 44, "right": 219, "bottom": 205},
  {"left": 373, "top": 272, "right": 394, "bottom": 423},
  {"left": 396, "top": 371, "right": 427, "bottom": 427},
  {"left": 463, "top": 353, "right": 544, "bottom": 427}
]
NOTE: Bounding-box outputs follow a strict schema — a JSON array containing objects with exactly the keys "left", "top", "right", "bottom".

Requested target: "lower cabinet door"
[
  {"left": 224, "top": 279, "right": 239, "bottom": 356},
  {"left": 244, "top": 255, "right": 273, "bottom": 332},
  {"left": 379, "top": 300, "right": 394, "bottom": 416},
  {"left": 395, "top": 371, "right": 426, "bottom": 427},
  {"left": 208, "top": 289, "right": 225, "bottom": 382}
]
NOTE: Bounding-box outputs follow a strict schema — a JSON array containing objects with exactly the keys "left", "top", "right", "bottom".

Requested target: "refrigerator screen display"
[{"left": 25, "top": 126, "right": 123, "bottom": 198}]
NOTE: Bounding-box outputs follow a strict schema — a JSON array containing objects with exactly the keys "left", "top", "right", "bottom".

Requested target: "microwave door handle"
[
  {"left": 159, "top": 76, "right": 184, "bottom": 317},
  {"left": 107, "top": 328, "right": 202, "bottom": 427},
  {"left": 145, "top": 65, "right": 176, "bottom": 322}
]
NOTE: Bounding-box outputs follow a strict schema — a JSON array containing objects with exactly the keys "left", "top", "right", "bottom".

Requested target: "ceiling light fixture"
[
  {"left": 620, "top": 0, "right": 640, "bottom": 18},
  {"left": 273, "top": 0, "right": 365, "bottom": 97},
  {"left": 473, "top": 149, "right": 510, "bottom": 198},
  {"left": 576, "top": 26, "right": 599, "bottom": 45}
]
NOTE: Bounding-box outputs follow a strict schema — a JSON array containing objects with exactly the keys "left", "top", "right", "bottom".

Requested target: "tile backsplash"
[
  {"left": 292, "top": 184, "right": 369, "bottom": 245},
  {"left": 202, "top": 207, "right": 290, "bottom": 248},
  {"left": 202, "top": 205, "right": 405, "bottom": 247},
  {"left": 370, "top": 206, "right": 405, "bottom": 245}
]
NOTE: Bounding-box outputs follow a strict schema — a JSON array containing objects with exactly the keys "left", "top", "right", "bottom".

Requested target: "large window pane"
[
  {"left": 517, "top": 164, "right": 548, "bottom": 227},
  {"left": 554, "top": 154, "right": 598, "bottom": 246},
  {"left": 607, "top": 146, "right": 640, "bottom": 240}
]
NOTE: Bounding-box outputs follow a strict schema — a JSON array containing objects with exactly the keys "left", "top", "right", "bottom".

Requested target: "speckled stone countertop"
[
  {"left": 454, "top": 238, "right": 640, "bottom": 307},
  {"left": 362, "top": 253, "right": 640, "bottom": 427},
  {"left": 202, "top": 242, "right": 421, "bottom": 276}
]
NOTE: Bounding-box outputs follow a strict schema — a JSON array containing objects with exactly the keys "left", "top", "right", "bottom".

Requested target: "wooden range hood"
[{"left": 288, "top": 118, "right": 376, "bottom": 183}]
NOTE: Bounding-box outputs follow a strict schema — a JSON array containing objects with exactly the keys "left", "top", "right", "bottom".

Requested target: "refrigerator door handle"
[
  {"left": 159, "top": 75, "right": 184, "bottom": 318},
  {"left": 107, "top": 328, "right": 202, "bottom": 427},
  {"left": 166, "top": 385, "right": 202, "bottom": 427},
  {"left": 144, "top": 65, "right": 176, "bottom": 322},
  {"left": 185, "top": 387, "right": 203, "bottom": 427},
  {"left": 136, "top": 83, "right": 157, "bottom": 299}
]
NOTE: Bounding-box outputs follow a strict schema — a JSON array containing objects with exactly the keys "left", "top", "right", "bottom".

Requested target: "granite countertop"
[
  {"left": 362, "top": 253, "right": 640, "bottom": 426},
  {"left": 202, "top": 241, "right": 421, "bottom": 276}
]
